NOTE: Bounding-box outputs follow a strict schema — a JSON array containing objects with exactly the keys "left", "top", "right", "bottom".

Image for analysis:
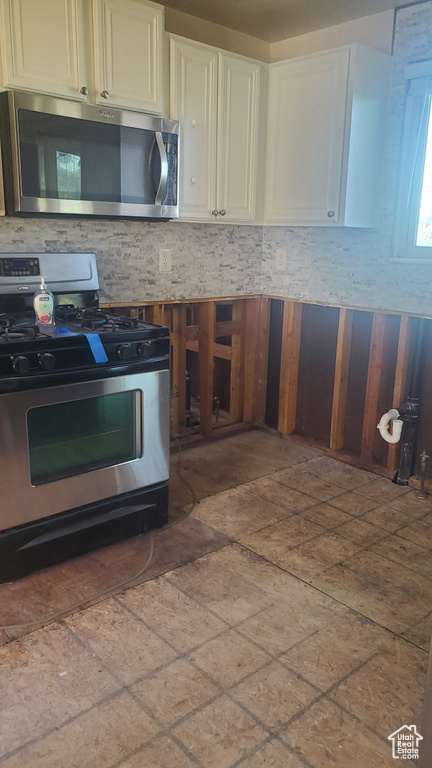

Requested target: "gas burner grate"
[
  {"left": 0, "top": 315, "right": 39, "bottom": 341},
  {"left": 56, "top": 307, "right": 140, "bottom": 333}
]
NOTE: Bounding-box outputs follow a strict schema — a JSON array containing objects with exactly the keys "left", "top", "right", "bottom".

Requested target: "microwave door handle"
[{"left": 154, "top": 131, "right": 168, "bottom": 205}]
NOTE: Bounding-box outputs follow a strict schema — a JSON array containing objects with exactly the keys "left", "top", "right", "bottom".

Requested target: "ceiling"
[{"left": 159, "top": 0, "right": 414, "bottom": 43}]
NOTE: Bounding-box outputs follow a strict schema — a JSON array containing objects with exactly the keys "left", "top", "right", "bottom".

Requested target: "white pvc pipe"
[{"left": 377, "top": 409, "right": 403, "bottom": 444}]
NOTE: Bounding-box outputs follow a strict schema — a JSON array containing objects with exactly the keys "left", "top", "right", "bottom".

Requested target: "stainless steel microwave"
[{"left": 0, "top": 90, "right": 179, "bottom": 220}]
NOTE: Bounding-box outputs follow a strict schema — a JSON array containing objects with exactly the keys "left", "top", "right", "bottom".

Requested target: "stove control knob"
[
  {"left": 39, "top": 353, "right": 56, "bottom": 371},
  {"left": 137, "top": 341, "right": 152, "bottom": 359},
  {"left": 12, "top": 355, "right": 30, "bottom": 374},
  {"left": 117, "top": 343, "right": 132, "bottom": 361}
]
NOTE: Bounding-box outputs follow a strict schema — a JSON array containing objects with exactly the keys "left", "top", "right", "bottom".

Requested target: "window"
[{"left": 392, "top": 60, "right": 432, "bottom": 261}]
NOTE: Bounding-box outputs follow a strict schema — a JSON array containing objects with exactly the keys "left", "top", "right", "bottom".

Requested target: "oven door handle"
[{"left": 154, "top": 132, "right": 168, "bottom": 206}]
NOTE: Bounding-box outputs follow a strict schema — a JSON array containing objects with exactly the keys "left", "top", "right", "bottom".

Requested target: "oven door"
[{"left": 0, "top": 369, "right": 169, "bottom": 531}]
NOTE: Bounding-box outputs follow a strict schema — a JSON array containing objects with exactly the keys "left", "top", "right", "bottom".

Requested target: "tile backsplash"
[
  {"left": 1, "top": 1, "right": 432, "bottom": 316},
  {"left": 0, "top": 218, "right": 262, "bottom": 304}
]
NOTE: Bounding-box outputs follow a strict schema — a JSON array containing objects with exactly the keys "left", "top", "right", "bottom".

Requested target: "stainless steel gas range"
[{"left": 0, "top": 253, "right": 170, "bottom": 582}]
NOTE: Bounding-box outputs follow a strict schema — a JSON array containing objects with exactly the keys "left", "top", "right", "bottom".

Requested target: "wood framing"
[
  {"left": 330, "top": 308, "right": 354, "bottom": 451},
  {"left": 106, "top": 296, "right": 428, "bottom": 480},
  {"left": 255, "top": 297, "right": 270, "bottom": 425},
  {"left": 361, "top": 313, "right": 386, "bottom": 464},
  {"left": 243, "top": 298, "right": 261, "bottom": 422},
  {"left": 278, "top": 300, "right": 302, "bottom": 435},
  {"left": 198, "top": 301, "right": 215, "bottom": 437},
  {"left": 230, "top": 300, "right": 244, "bottom": 422},
  {"left": 171, "top": 304, "right": 187, "bottom": 434}
]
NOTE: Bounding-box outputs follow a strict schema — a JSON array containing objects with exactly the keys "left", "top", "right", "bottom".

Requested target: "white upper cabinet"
[
  {"left": 0, "top": 0, "right": 163, "bottom": 112},
  {"left": 92, "top": 0, "right": 163, "bottom": 113},
  {"left": 170, "top": 36, "right": 261, "bottom": 223},
  {"left": 0, "top": 0, "right": 85, "bottom": 100},
  {"left": 170, "top": 39, "right": 217, "bottom": 221},
  {"left": 217, "top": 55, "right": 260, "bottom": 222},
  {"left": 265, "top": 45, "right": 392, "bottom": 227}
]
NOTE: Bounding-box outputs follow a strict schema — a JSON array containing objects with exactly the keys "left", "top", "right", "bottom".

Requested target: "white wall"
[{"left": 270, "top": 11, "right": 394, "bottom": 61}]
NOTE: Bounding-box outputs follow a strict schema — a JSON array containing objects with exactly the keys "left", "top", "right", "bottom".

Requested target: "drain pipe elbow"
[{"left": 377, "top": 409, "right": 403, "bottom": 444}]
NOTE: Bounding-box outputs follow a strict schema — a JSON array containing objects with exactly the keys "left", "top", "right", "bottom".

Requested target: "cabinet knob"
[
  {"left": 101, "top": 90, "right": 109, "bottom": 99},
  {"left": 191, "top": 177, "right": 196, "bottom": 185},
  {"left": 211, "top": 210, "right": 218, "bottom": 217},
  {"left": 191, "top": 119, "right": 197, "bottom": 127},
  {"left": 219, "top": 209, "right": 226, "bottom": 216},
  {"left": 327, "top": 210, "right": 335, "bottom": 218},
  {"left": 80, "top": 86, "right": 89, "bottom": 96}
]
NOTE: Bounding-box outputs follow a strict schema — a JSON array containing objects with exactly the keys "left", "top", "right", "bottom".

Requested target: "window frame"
[{"left": 391, "top": 60, "right": 432, "bottom": 263}]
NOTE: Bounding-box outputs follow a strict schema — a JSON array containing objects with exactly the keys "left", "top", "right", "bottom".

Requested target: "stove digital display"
[{"left": 0, "top": 258, "right": 40, "bottom": 277}]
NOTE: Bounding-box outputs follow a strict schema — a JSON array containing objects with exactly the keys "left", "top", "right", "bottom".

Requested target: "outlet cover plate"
[
  {"left": 159, "top": 249, "right": 172, "bottom": 273},
  {"left": 275, "top": 248, "right": 287, "bottom": 271}
]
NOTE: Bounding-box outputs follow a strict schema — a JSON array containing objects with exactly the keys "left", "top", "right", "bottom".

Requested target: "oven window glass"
[{"left": 27, "top": 391, "right": 141, "bottom": 486}]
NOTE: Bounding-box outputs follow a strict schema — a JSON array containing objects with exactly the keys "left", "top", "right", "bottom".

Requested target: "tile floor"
[{"left": 0, "top": 430, "right": 431, "bottom": 767}]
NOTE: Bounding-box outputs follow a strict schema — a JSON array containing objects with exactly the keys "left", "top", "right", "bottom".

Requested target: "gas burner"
[
  {"left": 0, "top": 317, "right": 39, "bottom": 342},
  {"left": 57, "top": 307, "right": 140, "bottom": 333}
]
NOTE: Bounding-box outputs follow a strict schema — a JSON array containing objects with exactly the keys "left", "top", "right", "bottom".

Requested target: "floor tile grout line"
[
  {"left": 402, "top": 608, "right": 432, "bottom": 637},
  {"left": 0, "top": 686, "right": 128, "bottom": 765},
  {"left": 325, "top": 695, "right": 397, "bottom": 747},
  {"left": 271, "top": 655, "right": 386, "bottom": 743},
  {"left": 107, "top": 733, "right": 206, "bottom": 768},
  {"left": 361, "top": 545, "right": 432, "bottom": 580},
  {"left": 59, "top": 620, "right": 172, "bottom": 727},
  {"left": 60, "top": 620, "right": 209, "bottom": 768},
  {"left": 226, "top": 542, "right": 429, "bottom": 653},
  {"left": 162, "top": 535, "right": 431, "bottom": 655}
]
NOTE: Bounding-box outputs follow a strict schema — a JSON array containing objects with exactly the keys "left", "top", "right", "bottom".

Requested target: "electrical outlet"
[
  {"left": 275, "top": 248, "right": 287, "bottom": 271},
  {"left": 159, "top": 249, "right": 172, "bottom": 273}
]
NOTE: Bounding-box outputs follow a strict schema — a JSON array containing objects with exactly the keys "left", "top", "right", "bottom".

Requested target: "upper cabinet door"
[
  {"left": 170, "top": 37, "right": 218, "bottom": 221},
  {"left": 92, "top": 0, "right": 163, "bottom": 113},
  {"left": 0, "top": 0, "right": 85, "bottom": 100},
  {"left": 265, "top": 49, "right": 350, "bottom": 225},
  {"left": 217, "top": 55, "right": 260, "bottom": 222}
]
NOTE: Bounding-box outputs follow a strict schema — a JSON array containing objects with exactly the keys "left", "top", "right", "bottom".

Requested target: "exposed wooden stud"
[
  {"left": 172, "top": 304, "right": 187, "bottom": 434},
  {"left": 387, "top": 315, "right": 413, "bottom": 473},
  {"left": 198, "top": 301, "right": 215, "bottom": 437},
  {"left": 361, "top": 313, "right": 386, "bottom": 464},
  {"left": 243, "top": 298, "right": 261, "bottom": 422},
  {"left": 215, "top": 319, "right": 242, "bottom": 338},
  {"left": 187, "top": 339, "right": 231, "bottom": 359},
  {"left": 213, "top": 343, "right": 232, "bottom": 360},
  {"left": 186, "top": 325, "right": 199, "bottom": 341},
  {"left": 278, "top": 300, "right": 302, "bottom": 435},
  {"left": 230, "top": 300, "right": 244, "bottom": 421},
  {"left": 255, "top": 297, "right": 271, "bottom": 425},
  {"left": 330, "top": 308, "right": 354, "bottom": 451}
]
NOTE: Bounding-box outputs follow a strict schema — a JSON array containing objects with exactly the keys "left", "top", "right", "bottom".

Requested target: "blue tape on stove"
[{"left": 84, "top": 333, "right": 108, "bottom": 363}]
